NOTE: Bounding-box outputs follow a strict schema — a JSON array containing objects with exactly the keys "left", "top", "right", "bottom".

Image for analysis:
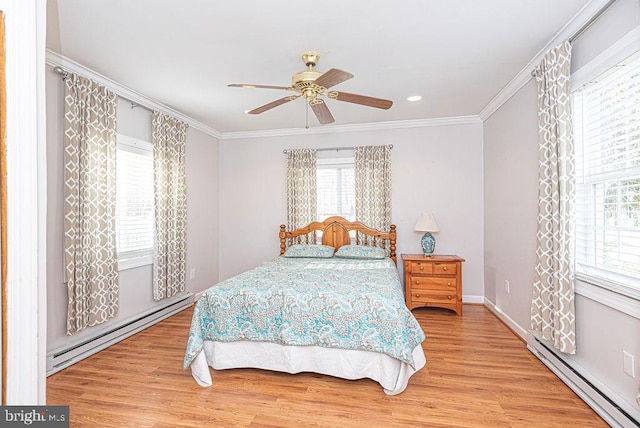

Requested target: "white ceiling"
[{"left": 47, "top": 0, "right": 593, "bottom": 134}]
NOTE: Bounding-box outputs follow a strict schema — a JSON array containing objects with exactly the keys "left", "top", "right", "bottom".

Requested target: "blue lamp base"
[{"left": 421, "top": 232, "right": 436, "bottom": 257}]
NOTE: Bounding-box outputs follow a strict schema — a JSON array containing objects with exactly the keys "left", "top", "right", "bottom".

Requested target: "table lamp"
[{"left": 414, "top": 213, "right": 439, "bottom": 257}]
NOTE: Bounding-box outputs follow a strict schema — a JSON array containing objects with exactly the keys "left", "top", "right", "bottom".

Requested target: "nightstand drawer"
[
  {"left": 411, "top": 291, "right": 456, "bottom": 304},
  {"left": 402, "top": 254, "right": 465, "bottom": 315},
  {"left": 411, "top": 277, "right": 456, "bottom": 290},
  {"left": 432, "top": 263, "right": 457, "bottom": 275},
  {"left": 410, "top": 261, "right": 433, "bottom": 274}
]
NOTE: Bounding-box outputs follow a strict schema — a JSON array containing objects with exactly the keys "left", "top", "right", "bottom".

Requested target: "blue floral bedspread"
[{"left": 183, "top": 257, "right": 426, "bottom": 370}]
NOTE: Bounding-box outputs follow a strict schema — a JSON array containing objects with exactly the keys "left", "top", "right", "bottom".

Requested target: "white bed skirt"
[{"left": 189, "top": 341, "right": 426, "bottom": 395}]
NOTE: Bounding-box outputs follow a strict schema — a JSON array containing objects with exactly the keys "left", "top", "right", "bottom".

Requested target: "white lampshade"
[{"left": 414, "top": 213, "right": 439, "bottom": 233}]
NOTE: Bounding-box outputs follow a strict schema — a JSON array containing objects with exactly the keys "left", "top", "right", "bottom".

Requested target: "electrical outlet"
[
  {"left": 623, "top": 351, "right": 636, "bottom": 378},
  {"left": 504, "top": 280, "right": 510, "bottom": 293},
  {"left": 189, "top": 268, "right": 196, "bottom": 280}
]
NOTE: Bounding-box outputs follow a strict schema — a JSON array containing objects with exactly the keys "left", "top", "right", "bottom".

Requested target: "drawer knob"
[
  {"left": 447, "top": 295, "right": 452, "bottom": 300},
  {"left": 448, "top": 282, "right": 452, "bottom": 286},
  {"left": 415, "top": 280, "right": 420, "bottom": 285},
  {"left": 443, "top": 267, "right": 448, "bottom": 271},
  {"left": 416, "top": 294, "right": 420, "bottom": 298},
  {"left": 419, "top": 266, "right": 424, "bottom": 270}
]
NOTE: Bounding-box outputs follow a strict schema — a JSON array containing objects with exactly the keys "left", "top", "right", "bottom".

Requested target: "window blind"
[
  {"left": 116, "top": 140, "right": 154, "bottom": 256},
  {"left": 317, "top": 159, "right": 355, "bottom": 221},
  {"left": 572, "top": 49, "right": 640, "bottom": 288}
]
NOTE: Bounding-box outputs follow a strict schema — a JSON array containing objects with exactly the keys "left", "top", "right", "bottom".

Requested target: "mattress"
[{"left": 184, "top": 256, "right": 426, "bottom": 394}]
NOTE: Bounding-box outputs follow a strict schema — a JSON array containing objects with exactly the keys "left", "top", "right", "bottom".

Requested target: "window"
[
  {"left": 317, "top": 156, "right": 355, "bottom": 221},
  {"left": 116, "top": 134, "right": 154, "bottom": 269},
  {"left": 572, "top": 50, "right": 640, "bottom": 295}
]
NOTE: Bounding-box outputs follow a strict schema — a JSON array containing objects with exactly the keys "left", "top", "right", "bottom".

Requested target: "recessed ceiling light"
[{"left": 407, "top": 95, "right": 422, "bottom": 102}]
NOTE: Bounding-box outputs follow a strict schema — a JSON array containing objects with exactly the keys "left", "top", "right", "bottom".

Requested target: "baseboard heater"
[
  {"left": 528, "top": 335, "right": 640, "bottom": 428},
  {"left": 46, "top": 292, "right": 195, "bottom": 376}
]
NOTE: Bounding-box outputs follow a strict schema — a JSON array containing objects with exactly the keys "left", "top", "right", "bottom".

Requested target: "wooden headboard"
[{"left": 279, "top": 216, "right": 397, "bottom": 264}]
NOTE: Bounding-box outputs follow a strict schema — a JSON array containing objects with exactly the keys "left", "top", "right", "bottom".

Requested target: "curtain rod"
[
  {"left": 52, "top": 65, "right": 154, "bottom": 112},
  {"left": 568, "top": 0, "right": 617, "bottom": 44},
  {"left": 531, "top": 0, "right": 617, "bottom": 77},
  {"left": 283, "top": 145, "right": 393, "bottom": 154}
]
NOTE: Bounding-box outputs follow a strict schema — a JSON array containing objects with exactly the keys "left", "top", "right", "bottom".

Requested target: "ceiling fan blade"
[
  {"left": 313, "top": 69, "right": 354, "bottom": 89},
  {"left": 310, "top": 99, "right": 335, "bottom": 124},
  {"left": 330, "top": 91, "right": 393, "bottom": 109},
  {"left": 248, "top": 95, "right": 299, "bottom": 114},
  {"left": 228, "top": 83, "right": 293, "bottom": 90}
]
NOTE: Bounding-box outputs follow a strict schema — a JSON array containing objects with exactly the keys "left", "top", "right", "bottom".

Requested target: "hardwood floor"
[{"left": 47, "top": 305, "right": 607, "bottom": 427}]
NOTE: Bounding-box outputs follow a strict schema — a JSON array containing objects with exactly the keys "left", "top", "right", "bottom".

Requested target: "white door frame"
[{"left": 0, "top": 0, "right": 47, "bottom": 404}]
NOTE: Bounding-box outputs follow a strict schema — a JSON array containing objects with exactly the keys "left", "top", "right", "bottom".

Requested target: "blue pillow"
[
  {"left": 283, "top": 244, "right": 335, "bottom": 258},
  {"left": 335, "top": 245, "right": 386, "bottom": 259}
]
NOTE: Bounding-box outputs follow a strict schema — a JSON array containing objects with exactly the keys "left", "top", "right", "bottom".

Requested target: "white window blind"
[
  {"left": 572, "top": 49, "right": 640, "bottom": 291},
  {"left": 116, "top": 135, "right": 154, "bottom": 262},
  {"left": 317, "top": 157, "right": 355, "bottom": 221}
]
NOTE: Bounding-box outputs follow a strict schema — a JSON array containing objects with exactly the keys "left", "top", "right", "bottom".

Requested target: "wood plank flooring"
[{"left": 47, "top": 305, "right": 607, "bottom": 427}]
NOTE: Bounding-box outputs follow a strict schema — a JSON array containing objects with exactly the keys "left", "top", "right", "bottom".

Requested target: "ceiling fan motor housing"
[
  {"left": 292, "top": 70, "right": 322, "bottom": 86},
  {"left": 292, "top": 70, "right": 323, "bottom": 100}
]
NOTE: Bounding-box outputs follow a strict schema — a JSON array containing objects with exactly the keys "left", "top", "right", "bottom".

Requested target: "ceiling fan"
[{"left": 228, "top": 52, "right": 393, "bottom": 125}]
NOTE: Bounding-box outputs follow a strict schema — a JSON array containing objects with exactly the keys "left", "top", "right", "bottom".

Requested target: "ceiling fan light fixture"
[{"left": 407, "top": 95, "right": 422, "bottom": 102}]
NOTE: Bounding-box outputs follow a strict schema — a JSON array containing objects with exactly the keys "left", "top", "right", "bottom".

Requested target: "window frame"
[
  {"left": 116, "top": 134, "right": 154, "bottom": 271},
  {"left": 570, "top": 27, "right": 640, "bottom": 316}
]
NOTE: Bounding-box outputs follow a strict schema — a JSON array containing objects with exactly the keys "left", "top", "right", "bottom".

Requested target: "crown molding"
[
  {"left": 478, "top": 0, "right": 616, "bottom": 122},
  {"left": 46, "top": 49, "right": 223, "bottom": 139},
  {"left": 47, "top": 50, "right": 482, "bottom": 141},
  {"left": 47, "top": 2, "right": 616, "bottom": 137},
  {"left": 218, "top": 115, "right": 482, "bottom": 140}
]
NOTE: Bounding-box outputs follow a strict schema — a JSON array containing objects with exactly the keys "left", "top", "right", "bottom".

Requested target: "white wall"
[
  {"left": 45, "top": 66, "right": 220, "bottom": 353},
  {"left": 483, "top": 0, "right": 640, "bottom": 417},
  {"left": 483, "top": 77, "right": 539, "bottom": 330},
  {"left": 219, "top": 123, "right": 485, "bottom": 302},
  {"left": 185, "top": 127, "right": 220, "bottom": 293}
]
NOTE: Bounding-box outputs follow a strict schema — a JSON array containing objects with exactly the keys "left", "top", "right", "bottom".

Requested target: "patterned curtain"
[
  {"left": 64, "top": 73, "right": 119, "bottom": 335},
  {"left": 286, "top": 149, "right": 317, "bottom": 230},
  {"left": 531, "top": 41, "right": 576, "bottom": 354},
  {"left": 152, "top": 112, "right": 188, "bottom": 301},
  {"left": 355, "top": 145, "right": 392, "bottom": 243}
]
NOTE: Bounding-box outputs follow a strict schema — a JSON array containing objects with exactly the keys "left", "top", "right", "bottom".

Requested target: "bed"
[{"left": 183, "top": 216, "right": 426, "bottom": 395}]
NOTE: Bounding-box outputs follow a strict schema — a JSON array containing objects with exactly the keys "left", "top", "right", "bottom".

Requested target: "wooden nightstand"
[{"left": 401, "top": 254, "right": 465, "bottom": 315}]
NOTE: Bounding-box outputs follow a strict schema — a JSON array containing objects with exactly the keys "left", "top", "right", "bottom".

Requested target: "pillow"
[
  {"left": 335, "top": 244, "right": 386, "bottom": 260},
  {"left": 283, "top": 244, "right": 335, "bottom": 258}
]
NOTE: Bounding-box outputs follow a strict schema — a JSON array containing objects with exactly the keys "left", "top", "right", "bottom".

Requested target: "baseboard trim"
[
  {"left": 483, "top": 298, "right": 528, "bottom": 340},
  {"left": 529, "top": 335, "right": 640, "bottom": 428},
  {"left": 484, "top": 299, "right": 640, "bottom": 427},
  {"left": 46, "top": 293, "right": 194, "bottom": 376}
]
